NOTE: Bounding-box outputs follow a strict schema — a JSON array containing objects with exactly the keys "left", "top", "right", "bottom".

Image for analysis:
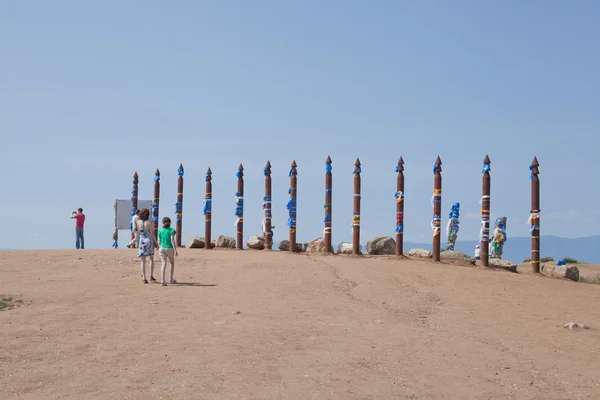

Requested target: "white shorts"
[{"left": 159, "top": 247, "right": 175, "bottom": 262}]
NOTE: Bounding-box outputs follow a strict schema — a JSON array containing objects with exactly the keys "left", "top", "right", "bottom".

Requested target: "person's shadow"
[{"left": 173, "top": 282, "right": 216, "bottom": 287}]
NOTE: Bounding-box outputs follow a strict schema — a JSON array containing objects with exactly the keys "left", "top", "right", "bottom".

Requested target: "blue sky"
[{"left": 1, "top": 0, "right": 598, "bottom": 250}]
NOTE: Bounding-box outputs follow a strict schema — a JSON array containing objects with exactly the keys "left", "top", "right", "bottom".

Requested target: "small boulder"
[
  {"left": 247, "top": 235, "right": 265, "bottom": 250},
  {"left": 366, "top": 236, "right": 396, "bottom": 255},
  {"left": 187, "top": 237, "right": 205, "bottom": 249},
  {"left": 306, "top": 238, "right": 334, "bottom": 253},
  {"left": 278, "top": 240, "right": 303, "bottom": 252},
  {"left": 216, "top": 235, "right": 236, "bottom": 248},
  {"left": 488, "top": 259, "right": 518, "bottom": 273},
  {"left": 440, "top": 250, "right": 475, "bottom": 265},
  {"left": 408, "top": 248, "right": 432, "bottom": 258},
  {"left": 541, "top": 263, "right": 579, "bottom": 281},
  {"left": 337, "top": 242, "right": 355, "bottom": 254}
]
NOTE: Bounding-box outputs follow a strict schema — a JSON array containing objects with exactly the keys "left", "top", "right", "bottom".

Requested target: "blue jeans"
[{"left": 76, "top": 228, "right": 84, "bottom": 249}]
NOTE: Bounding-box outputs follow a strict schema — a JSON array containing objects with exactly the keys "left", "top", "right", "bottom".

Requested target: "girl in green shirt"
[{"left": 158, "top": 217, "right": 178, "bottom": 286}]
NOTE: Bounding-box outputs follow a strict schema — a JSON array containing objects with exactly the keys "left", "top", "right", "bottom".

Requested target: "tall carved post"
[
  {"left": 288, "top": 161, "right": 298, "bottom": 252},
  {"left": 175, "top": 164, "right": 184, "bottom": 247},
  {"left": 263, "top": 161, "right": 273, "bottom": 250},
  {"left": 395, "top": 157, "right": 404, "bottom": 256},
  {"left": 480, "top": 156, "right": 491, "bottom": 266},
  {"left": 432, "top": 157, "right": 442, "bottom": 262},
  {"left": 324, "top": 156, "right": 333, "bottom": 252},
  {"left": 131, "top": 171, "right": 139, "bottom": 241},
  {"left": 235, "top": 164, "right": 244, "bottom": 250},
  {"left": 204, "top": 168, "right": 212, "bottom": 249},
  {"left": 152, "top": 169, "right": 160, "bottom": 234},
  {"left": 529, "top": 157, "right": 541, "bottom": 273},
  {"left": 352, "top": 158, "right": 362, "bottom": 256}
]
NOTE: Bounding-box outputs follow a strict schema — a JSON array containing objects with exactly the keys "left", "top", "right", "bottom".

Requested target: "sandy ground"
[{"left": 1, "top": 249, "right": 600, "bottom": 400}]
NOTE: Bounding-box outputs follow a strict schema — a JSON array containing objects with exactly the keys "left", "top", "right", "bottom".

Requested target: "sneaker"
[
  {"left": 161, "top": 282, "right": 167, "bottom": 287},
  {"left": 169, "top": 279, "right": 177, "bottom": 284},
  {"left": 150, "top": 276, "right": 157, "bottom": 282}
]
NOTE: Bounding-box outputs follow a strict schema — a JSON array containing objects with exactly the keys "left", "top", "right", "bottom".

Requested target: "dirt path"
[{"left": 1, "top": 249, "right": 599, "bottom": 399}]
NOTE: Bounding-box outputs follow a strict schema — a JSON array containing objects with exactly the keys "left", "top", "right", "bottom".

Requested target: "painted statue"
[
  {"left": 490, "top": 216, "right": 507, "bottom": 259},
  {"left": 446, "top": 202, "right": 460, "bottom": 251}
]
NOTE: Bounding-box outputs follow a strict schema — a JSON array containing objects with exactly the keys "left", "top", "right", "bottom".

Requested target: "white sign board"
[{"left": 114, "top": 200, "right": 152, "bottom": 230}]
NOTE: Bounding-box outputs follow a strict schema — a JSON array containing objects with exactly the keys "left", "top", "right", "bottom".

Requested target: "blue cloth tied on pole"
[
  {"left": 154, "top": 174, "right": 160, "bottom": 182},
  {"left": 326, "top": 163, "right": 332, "bottom": 174},
  {"left": 178, "top": 167, "right": 184, "bottom": 177},
  {"left": 354, "top": 166, "right": 361, "bottom": 174},
  {"left": 433, "top": 163, "right": 439, "bottom": 175},
  {"left": 482, "top": 163, "right": 491, "bottom": 174}
]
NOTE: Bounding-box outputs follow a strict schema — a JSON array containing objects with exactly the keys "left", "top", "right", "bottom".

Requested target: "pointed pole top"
[
  {"left": 291, "top": 160, "right": 297, "bottom": 167},
  {"left": 354, "top": 158, "right": 361, "bottom": 166},
  {"left": 326, "top": 155, "right": 332, "bottom": 164},
  {"left": 484, "top": 155, "right": 491, "bottom": 164},
  {"left": 434, "top": 156, "right": 442, "bottom": 174},
  {"left": 265, "top": 160, "right": 271, "bottom": 168},
  {"left": 396, "top": 157, "right": 404, "bottom": 172},
  {"left": 238, "top": 163, "right": 244, "bottom": 170},
  {"left": 531, "top": 156, "right": 539, "bottom": 167},
  {"left": 133, "top": 171, "right": 138, "bottom": 178},
  {"left": 206, "top": 167, "right": 212, "bottom": 174},
  {"left": 155, "top": 169, "right": 160, "bottom": 175},
  {"left": 179, "top": 163, "right": 184, "bottom": 170}
]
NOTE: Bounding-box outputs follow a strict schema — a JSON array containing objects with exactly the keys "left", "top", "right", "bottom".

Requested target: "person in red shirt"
[{"left": 71, "top": 208, "right": 86, "bottom": 249}]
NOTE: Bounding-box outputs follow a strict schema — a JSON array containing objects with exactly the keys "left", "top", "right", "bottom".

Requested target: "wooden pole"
[
  {"left": 352, "top": 158, "right": 361, "bottom": 256},
  {"left": 432, "top": 157, "right": 442, "bottom": 262},
  {"left": 204, "top": 167, "right": 212, "bottom": 249},
  {"left": 235, "top": 164, "right": 244, "bottom": 250},
  {"left": 324, "top": 156, "right": 333, "bottom": 252},
  {"left": 530, "top": 157, "right": 540, "bottom": 273},
  {"left": 175, "top": 164, "right": 184, "bottom": 247},
  {"left": 152, "top": 169, "right": 160, "bottom": 234},
  {"left": 131, "top": 171, "right": 139, "bottom": 242},
  {"left": 288, "top": 161, "right": 298, "bottom": 252},
  {"left": 480, "top": 155, "right": 491, "bottom": 266},
  {"left": 395, "top": 157, "right": 404, "bottom": 256},
  {"left": 264, "top": 161, "right": 273, "bottom": 250}
]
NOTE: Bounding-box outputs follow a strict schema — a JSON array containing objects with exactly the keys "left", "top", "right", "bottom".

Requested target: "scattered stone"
[
  {"left": 215, "top": 235, "right": 236, "bottom": 248},
  {"left": 337, "top": 242, "right": 354, "bottom": 254},
  {"left": 440, "top": 250, "right": 475, "bottom": 265},
  {"left": 541, "top": 264, "right": 579, "bottom": 282},
  {"left": 488, "top": 259, "right": 518, "bottom": 273},
  {"left": 306, "top": 238, "right": 334, "bottom": 253},
  {"left": 278, "top": 240, "right": 303, "bottom": 252},
  {"left": 187, "top": 237, "right": 205, "bottom": 249},
  {"left": 246, "top": 235, "right": 265, "bottom": 250},
  {"left": 366, "top": 236, "right": 395, "bottom": 255},
  {"left": 408, "top": 248, "right": 432, "bottom": 258},
  {"left": 564, "top": 322, "right": 589, "bottom": 329}
]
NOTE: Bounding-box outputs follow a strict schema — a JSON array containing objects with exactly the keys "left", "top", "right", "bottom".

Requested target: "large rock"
[
  {"left": 366, "top": 236, "right": 396, "bottom": 255},
  {"left": 247, "top": 235, "right": 265, "bottom": 250},
  {"left": 408, "top": 248, "right": 432, "bottom": 258},
  {"left": 337, "top": 242, "right": 356, "bottom": 254},
  {"left": 541, "top": 263, "right": 579, "bottom": 281},
  {"left": 216, "top": 235, "right": 236, "bottom": 248},
  {"left": 488, "top": 259, "right": 518, "bottom": 273},
  {"left": 305, "top": 238, "right": 334, "bottom": 253},
  {"left": 187, "top": 237, "right": 205, "bottom": 249},
  {"left": 278, "top": 240, "right": 303, "bottom": 252},
  {"left": 441, "top": 250, "right": 476, "bottom": 265}
]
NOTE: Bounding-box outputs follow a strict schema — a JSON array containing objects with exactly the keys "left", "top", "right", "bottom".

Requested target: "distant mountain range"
[{"left": 272, "top": 235, "right": 600, "bottom": 264}]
